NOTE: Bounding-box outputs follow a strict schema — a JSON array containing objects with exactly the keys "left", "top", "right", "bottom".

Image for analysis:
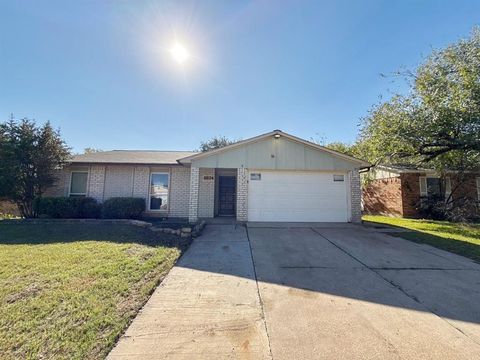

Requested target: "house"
[
  {"left": 45, "top": 130, "right": 370, "bottom": 223},
  {"left": 363, "top": 164, "right": 480, "bottom": 218}
]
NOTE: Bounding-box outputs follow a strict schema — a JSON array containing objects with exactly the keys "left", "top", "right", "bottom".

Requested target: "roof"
[
  {"left": 178, "top": 130, "right": 371, "bottom": 168},
  {"left": 71, "top": 150, "right": 198, "bottom": 165},
  {"left": 375, "top": 164, "right": 480, "bottom": 174},
  {"left": 375, "top": 164, "right": 434, "bottom": 173}
]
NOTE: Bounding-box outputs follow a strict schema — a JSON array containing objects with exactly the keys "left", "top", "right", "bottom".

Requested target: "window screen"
[{"left": 70, "top": 172, "right": 88, "bottom": 195}]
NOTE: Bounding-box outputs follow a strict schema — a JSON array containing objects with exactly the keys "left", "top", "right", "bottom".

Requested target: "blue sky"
[{"left": 1, "top": 1, "right": 479, "bottom": 153}]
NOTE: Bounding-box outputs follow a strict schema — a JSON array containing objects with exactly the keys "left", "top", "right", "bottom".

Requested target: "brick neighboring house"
[
  {"left": 44, "top": 130, "right": 370, "bottom": 223},
  {"left": 363, "top": 165, "right": 480, "bottom": 218}
]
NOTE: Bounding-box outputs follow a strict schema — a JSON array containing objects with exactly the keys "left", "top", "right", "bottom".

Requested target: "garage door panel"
[{"left": 247, "top": 171, "right": 349, "bottom": 222}]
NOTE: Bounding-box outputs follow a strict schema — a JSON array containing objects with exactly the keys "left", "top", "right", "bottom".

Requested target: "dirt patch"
[
  {"left": 6, "top": 283, "right": 43, "bottom": 303},
  {"left": 124, "top": 245, "right": 155, "bottom": 261}
]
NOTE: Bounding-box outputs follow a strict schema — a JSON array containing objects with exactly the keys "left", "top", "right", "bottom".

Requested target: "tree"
[
  {"left": 198, "top": 136, "right": 238, "bottom": 152},
  {"left": 358, "top": 28, "right": 480, "bottom": 171},
  {"left": 326, "top": 142, "right": 355, "bottom": 157},
  {"left": 0, "top": 118, "right": 71, "bottom": 217},
  {"left": 83, "top": 147, "right": 102, "bottom": 154}
]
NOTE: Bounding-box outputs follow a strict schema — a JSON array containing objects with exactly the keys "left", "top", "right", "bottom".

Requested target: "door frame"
[{"left": 214, "top": 168, "right": 237, "bottom": 217}]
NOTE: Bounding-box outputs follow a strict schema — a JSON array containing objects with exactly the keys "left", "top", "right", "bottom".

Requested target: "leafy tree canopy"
[
  {"left": 198, "top": 136, "right": 238, "bottom": 152},
  {"left": 0, "top": 117, "right": 71, "bottom": 217},
  {"left": 83, "top": 147, "right": 103, "bottom": 154},
  {"left": 357, "top": 28, "right": 480, "bottom": 171},
  {"left": 325, "top": 142, "right": 356, "bottom": 157}
]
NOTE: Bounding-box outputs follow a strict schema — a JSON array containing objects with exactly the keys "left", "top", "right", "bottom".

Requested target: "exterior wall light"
[{"left": 274, "top": 134, "right": 281, "bottom": 139}]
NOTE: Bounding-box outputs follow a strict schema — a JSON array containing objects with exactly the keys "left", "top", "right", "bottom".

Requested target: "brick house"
[
  {"left": 363, "top": 165, "right": 480, "bottom": 218},
  {"left": 45, "top": 130, "right": 370, "bottom": 223}
]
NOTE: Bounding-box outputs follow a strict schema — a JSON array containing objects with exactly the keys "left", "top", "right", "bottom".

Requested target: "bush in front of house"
[
  {"left": 416, "top": 195, "right": 480, "bottom": 222},
  {"left": 101, "top": 197, "right": 145, "bottom": 219},
  {"left": 33, "top": 197, "right": 101, "bottom": 219}
]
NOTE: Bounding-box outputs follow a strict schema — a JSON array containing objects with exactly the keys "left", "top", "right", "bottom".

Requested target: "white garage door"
[{"left": 247, "top": 170, "right": 350, "bottom": 222}]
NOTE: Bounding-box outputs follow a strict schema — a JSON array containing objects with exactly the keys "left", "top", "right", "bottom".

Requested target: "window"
[
  {"left": 69, "top": 171, "right": 88, "bottom": 196},
  {"left": 427, "top": 177, "right": 442, "bottom": 197},
  {"left": 419, "top": 176, "right": 451, "bottom": 201},
  {"left": 477, "top": 177, "right": 480, "bottom": 201},
  {"left": 149, "top": 173, "right": 169, "bottom": 211},
  {"left": 333, "top": 174, "right": 344, "bottom": 182}
]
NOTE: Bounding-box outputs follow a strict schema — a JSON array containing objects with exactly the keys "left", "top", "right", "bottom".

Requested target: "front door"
[{"left": 218, "top": 176, "right": 236, "bottom": 216}]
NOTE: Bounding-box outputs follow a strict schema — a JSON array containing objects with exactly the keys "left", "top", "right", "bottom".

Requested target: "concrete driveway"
[{"left": 109, "top": 223, "right": 480, "bottom": 359}]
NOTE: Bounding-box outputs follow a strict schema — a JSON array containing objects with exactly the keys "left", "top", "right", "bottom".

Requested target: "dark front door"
[{"left": 218, "top": 176, "right": 236, "bottom": 216}]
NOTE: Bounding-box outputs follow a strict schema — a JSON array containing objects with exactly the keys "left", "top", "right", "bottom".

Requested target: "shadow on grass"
[
  {"left": 389, "top": 230, "right": 480, "bottom": 263},
  {"left": 364, "top": 220, "right": 480, "bottom": 263},
  {"left": 0, "top": 222, "right": 192, "bottom": 253}
]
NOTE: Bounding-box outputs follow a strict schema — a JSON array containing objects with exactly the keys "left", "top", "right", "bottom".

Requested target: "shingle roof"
[
  {"left": 377, "top": 164, "right": 433, "bottom": 172},
  {"left": 71, "top": 150, "right": 199, "bottom": 165}
]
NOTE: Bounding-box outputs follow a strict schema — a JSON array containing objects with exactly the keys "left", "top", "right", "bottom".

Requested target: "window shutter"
[
  {"left": 445, "top": 177, "right": 452, "bottom": 198},
  {"left": 419, "top": 176, "right": 427, "bottom": 196}
]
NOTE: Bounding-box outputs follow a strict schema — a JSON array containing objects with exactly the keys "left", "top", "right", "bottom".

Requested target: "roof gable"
[{"left": 179, "top": 130, "right": 370, "bottom": 170}]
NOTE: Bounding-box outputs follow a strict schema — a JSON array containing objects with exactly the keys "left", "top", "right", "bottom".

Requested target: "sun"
[{"left": 169, "top": 43, "right": 190, "bottom": 64}]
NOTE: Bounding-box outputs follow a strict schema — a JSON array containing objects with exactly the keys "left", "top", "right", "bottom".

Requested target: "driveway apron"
[{"left": 108, "top": 224, "right": 271, "bottom": 360}]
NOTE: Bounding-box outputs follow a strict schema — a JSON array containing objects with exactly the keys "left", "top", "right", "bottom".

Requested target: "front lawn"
[
  {"left": 363, "top": 215, "right": 480, "bottom": 263},
  {"left": 0, "top": 222, "right": 189, "bottom": 359}
]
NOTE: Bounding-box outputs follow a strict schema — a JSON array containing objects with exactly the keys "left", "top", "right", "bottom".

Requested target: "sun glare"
[{"left": 170, "top": 43, "right": 190, "bottom": 64}]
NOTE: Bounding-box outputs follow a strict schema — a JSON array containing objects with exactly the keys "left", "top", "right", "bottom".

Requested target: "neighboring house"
[
  {"left": 45, "top": 130, "right": 370, "bottom": 223},
  {"left": 363, "top": 164, "right": 480, "bottom": 218}
]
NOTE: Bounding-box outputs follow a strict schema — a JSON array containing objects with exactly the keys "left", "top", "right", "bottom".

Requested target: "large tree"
[
  {"left": 198, "top": 136, "right": 238, "bottom": 152},
  {"left": 0, "top": 118, "right": 71, "bottom": 217},
  {"left": 358, "top": 28, "right": 480, "bottom": 171}
]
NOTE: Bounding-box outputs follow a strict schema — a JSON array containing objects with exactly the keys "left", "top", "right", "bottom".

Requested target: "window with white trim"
[
  {"left": 149, "top": 172, "right": 169, "bottom": 211},
  {"left": 69, "top": 171, "right": 88, "bottom": 197},
  {"left": 419, "top": 176, "right": 451, "bottom": 200}
]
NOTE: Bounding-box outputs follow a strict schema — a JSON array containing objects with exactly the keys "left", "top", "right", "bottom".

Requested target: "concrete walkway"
[
  {"left": 109, "top": 223, "right": 480, "bottom": 359},
  {"left": 108, "top": 224, "right": 271, "bottom": 359}
]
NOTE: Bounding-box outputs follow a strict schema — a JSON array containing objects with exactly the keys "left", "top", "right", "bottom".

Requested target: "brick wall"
[
  {"left": 132, "top": 166, "right": 149, "bottom": 199},
  {"left": 451, "top": 174, "right": 478, "bottom": 201},
  {"left": 169, "top": 166, "right": 191, "bottom": 218},
  {"left": 45, "top": 164, "right": 194, "bottom": 218},
  {"left": 43, "top": 167, "right": 71, "bottom": 197},
  {"left": 365, "top": 172, "right": 480, "bottom": 219},
  {"left": 198, "top": 168, "right": 215, "bottom": 218},
  {"left": 88, "top": 165, "right": 106, "bottom": 201},
  {"left": 400, "top": 173, "right": 422, "bottom": 218},
  {"left": 363, "top": 176, "right": 403, "bottom": 216},
  {"left": 188, "top": 167, "right": 200, "bottom": 223},
  {"left": 103, "top": 166, "right": 134, "bottom": 199},
  {"left": 450, "top": 173, "right": 479, "bottom": 216},
  {"left": 350, "top": 169, "right": 362, "bottom": 223},
  {"left": 236, "top": 167, "right": 248, "bottom": 222}
]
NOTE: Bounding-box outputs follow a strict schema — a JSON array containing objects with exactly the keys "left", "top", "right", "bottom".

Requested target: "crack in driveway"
[{"left": 310, "top": 227, "right": 480, "bottom": 347}]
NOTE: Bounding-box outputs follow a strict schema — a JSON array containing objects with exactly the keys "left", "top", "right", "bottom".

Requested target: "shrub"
[
  {"left": 33, "top": 197, "right": 101, "bottom": 219},
  {"left": 101, "top": 197, "right": 145, "bottom": 219},
  {"left": 416, "top": 195, "right": 480, "bottom": 222}
]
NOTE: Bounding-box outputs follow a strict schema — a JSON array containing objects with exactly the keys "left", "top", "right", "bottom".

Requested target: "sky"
[{"left": 1, "top": 1, "right": 479, "bottom": 153}]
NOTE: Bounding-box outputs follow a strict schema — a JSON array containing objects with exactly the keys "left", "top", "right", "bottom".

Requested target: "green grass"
[
  {"left": 363, "top": 215, "right": 480, "bottom": 262},
  {"left": 0, "top": 222, "right": 190, "bottom": 360}
]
